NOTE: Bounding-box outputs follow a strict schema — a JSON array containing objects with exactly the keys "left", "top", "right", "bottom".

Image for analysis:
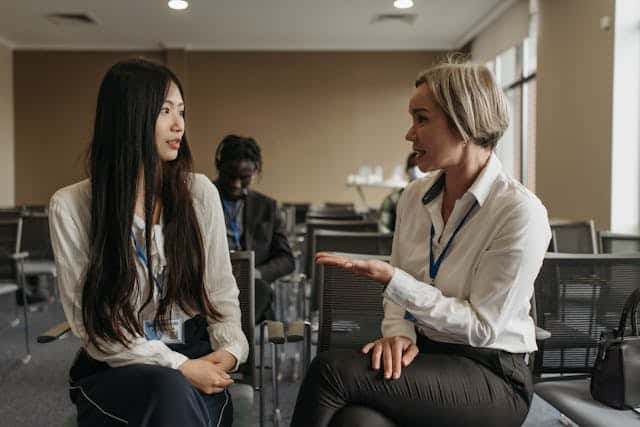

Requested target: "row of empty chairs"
[
  {"left": 550, "top": 219, "right": 640, "bottom": 254},
  {"left": 0, "top": 219, "right": 32, "bottom": 363}
]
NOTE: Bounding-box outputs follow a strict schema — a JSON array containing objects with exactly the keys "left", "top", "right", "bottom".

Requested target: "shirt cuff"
[
  {"left": 169, "top": 351, "right": 190, "bottom": 370},
  {"left": 384, "top": 267, "right": 437, "bottom": 310},
  {"left": 220, "top": 345, "right": 243, "bottom": 372}
]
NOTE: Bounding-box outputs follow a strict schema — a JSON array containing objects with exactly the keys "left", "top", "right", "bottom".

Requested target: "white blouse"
[
  {"left": 49, "top": 173, "right": 249, "bottom": 370},
  {"left": 382, "top": 153, "right": 551, "bottom": 354}
]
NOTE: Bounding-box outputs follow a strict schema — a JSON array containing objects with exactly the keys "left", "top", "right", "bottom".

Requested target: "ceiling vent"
[
  {"left": 45, "top": 13, "right": 97, "bottom": 26},
  {"left": 371, "top": 13, "right": 417, "bottom": 25}
]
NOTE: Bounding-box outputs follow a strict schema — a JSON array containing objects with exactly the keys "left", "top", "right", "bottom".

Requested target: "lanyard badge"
[
  {"left": 143, "top": 319, "right": 185, "bottom": 344},
  {"left": 222, "top": 199, "right": 242, "bottom": 249},
  {"left": 132, "top": 235, "right": 165, "bottom": 297}
]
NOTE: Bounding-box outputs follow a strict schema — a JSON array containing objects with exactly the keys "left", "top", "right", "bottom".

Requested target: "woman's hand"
[
  {"left": 315, "top": 252, "right": 394, "bottom": 285},
  {"left": 200, "top": 349, "right": 237, "bottom": 373},
  {"left": 178, "top": 359, "right": 234, "bottom": 394},
  {"left": 362, "top": 336, "right": 419, "bottom": 380}
]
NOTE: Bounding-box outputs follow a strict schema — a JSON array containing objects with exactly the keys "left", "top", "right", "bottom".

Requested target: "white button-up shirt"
[
  {"left": 49, "top": 173, "right": 249, "bottom": 370},
  {"left": 382, "top": 153, "right": 550, "bottom": 354}
]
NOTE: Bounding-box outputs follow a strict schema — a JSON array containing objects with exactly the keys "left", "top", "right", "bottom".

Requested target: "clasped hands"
[
  {"left": 179, "top": 349, "right": 236, "bottom": 394},
  {"left": 315, "top": 252, "right": 419, "bottom": 379}
]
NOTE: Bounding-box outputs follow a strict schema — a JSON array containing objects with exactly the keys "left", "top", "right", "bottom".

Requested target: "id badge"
[{"left": 143, "top": 319, "right": 185, "bottom": 344}]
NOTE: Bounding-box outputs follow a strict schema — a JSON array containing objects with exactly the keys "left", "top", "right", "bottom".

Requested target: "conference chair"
[
  {"left": 228, "top": 251, "right": 287, "bottom": 427},
  {"left": 303, "top": 218, "right": 378, "bottom": 280},
  {"left": 19, "top": 212, "right": 57, "bottom": 304},
  {"left": 315, "top": 252, "right": 388, "bottom": 353},
  {"left": 533, "top": 253, "right": 640, "bottom": 376},
  {"left": 282, "top": 203, "right": 310, "bottom": 227},
  {"left": 532, "top": 253, "right": 640, "bottom": 426},
  {"left": 305, "top": 204, "right": 363, "bottom": 221},
  {"left": 598, "top": 231, "right": 640, "bottom": 254},
  {"left": 309, "top": 230, "right": 393, "bottom": 316},
  {"left": 0, "top": 218, "right": 31, "bottom": 364},
  {"left": 549, "top": 220, "right": 598, "bottom": 254},
  {"left": 0, "top": 208, "right": 22, "bottom": 221},
  {"left": 311, "top": 252, "right": 397, "bottom": 426}
]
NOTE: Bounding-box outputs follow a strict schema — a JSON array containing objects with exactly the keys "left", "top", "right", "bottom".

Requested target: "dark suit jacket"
[
  {"left": 243, "top": 190, "right": 295, "bottom": 283},
  {"left": 214, "top": 181, "right": 295, "bottom": 283}
]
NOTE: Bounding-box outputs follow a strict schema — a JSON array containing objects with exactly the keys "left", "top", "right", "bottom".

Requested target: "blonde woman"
[{"left": 292, "top": 58, "right": 550, "bottom": 427}]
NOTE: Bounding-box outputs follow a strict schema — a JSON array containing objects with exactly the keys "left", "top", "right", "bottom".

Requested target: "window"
[{"left": 486, "top": 17, "right": 538, "bottom": 190}]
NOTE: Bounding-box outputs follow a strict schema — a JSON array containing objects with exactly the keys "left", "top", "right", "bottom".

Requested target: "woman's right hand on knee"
[
  {"left": 178, "top": 359, "right": 234, "bottom": 394},
  {"left": 362, "top": 336, "right": 418, "bottom": 380}
]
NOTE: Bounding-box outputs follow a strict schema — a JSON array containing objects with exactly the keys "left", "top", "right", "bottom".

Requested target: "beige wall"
[
  {"left": 472, "top": 0, "right": 529, "bottom": 63},
  {"left": 14, "top": 51, "right": 164, "bottom": 205},
  {"left": 0, "top": 42, "right": 13, "bottom": 206},
  {"left": 536, "top": 0, "right": 615, "bottom": 229},
  {"left": 14, "top": 50, "right": 442, "bottom": 207},
  {"left": 186, "top": 51, "right": 441, "bottom": 205}
]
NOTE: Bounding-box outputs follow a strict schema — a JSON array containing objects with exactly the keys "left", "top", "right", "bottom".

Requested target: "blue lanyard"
[
  {"left": 428, "top": 200, "right": 478, "bottom": 280},
  {"left": 222, "top": 199, "right": 242, "bottom": 249},
  {"left": 404, "top": 199, "right": 478, "bottom": 322},
  {"left": 132, "top": 235, "right": 165, "bottom": 295}
]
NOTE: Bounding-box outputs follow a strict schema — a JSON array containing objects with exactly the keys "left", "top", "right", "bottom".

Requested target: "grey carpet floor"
[{"left": 0, "top": 296, "right": 563, "bottom": 426}]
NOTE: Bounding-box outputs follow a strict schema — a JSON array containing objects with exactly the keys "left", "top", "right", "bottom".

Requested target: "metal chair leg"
[
  {"left": 15, "top": 255, "right": 31, "bottom": 364},
  {"left": 259, "top": 322, "right": 266, "bottom": 427},
  {"left": 303, "top": 321, "right": 311, "bottom": 377},
  {"left": 271, "top": 342, "right": 281, "bottom": 427}
]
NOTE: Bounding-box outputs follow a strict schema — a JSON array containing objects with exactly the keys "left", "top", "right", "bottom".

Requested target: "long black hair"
[{"left": 83, "top": 58, "right": 220, "bottom": 351}]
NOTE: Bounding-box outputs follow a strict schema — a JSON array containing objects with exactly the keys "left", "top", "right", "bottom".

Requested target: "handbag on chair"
[{"left": 590, "top": 288, "right": 640, "bottom": 411}]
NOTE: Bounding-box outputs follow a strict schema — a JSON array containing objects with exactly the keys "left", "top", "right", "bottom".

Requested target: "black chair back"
[
  {"left": 317, "top": 253, "right": 388, "bottom": 353},
  {"left": 549, "top": 220, "right": 598, "bottom": 254},
  {"left": 20, "top": 213, "right": 54, "bottom": 261},
  {"left": 0, "top": 219, "right": 21, "bottom": 280},
  {"left": 598, "top": 231, "right": 640, "bottom": 254},
  {"left": 303, "top": 219, "right": 378, "bottom": 277},
  {"left": 0, "top": 208, "right": 22, "bottom": 222},
  {"left": 306, "top": 204, "right": 363, "bottom": 221},
  {"left": 229, "top": 251, "right": 256, "bottom": 386},
  {"left": 310, "top": 230, "right": 393, "bottom": 311},
  {"left": 533, "top": 253, "right": 640, "bottom": 375}
]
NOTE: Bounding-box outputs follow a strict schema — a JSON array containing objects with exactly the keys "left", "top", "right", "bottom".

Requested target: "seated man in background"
[
  {"left": 378, "top": 152, "right": 420, "bottom": 233},
  {"left": 213, "top": 134, "right": 295, "bottom": 323}
]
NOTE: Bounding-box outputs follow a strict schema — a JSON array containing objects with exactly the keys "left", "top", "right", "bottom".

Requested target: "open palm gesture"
[{"left": 315, "top": 252, "right": 394, "bottom": 285}]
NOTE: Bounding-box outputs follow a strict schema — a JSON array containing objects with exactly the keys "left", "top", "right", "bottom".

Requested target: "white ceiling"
[{"left": 0, "top": 0, "right": 513, "bottom": 51}]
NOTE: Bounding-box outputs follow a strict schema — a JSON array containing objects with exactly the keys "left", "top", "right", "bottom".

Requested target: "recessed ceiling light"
[
  {"left": 168, "top": 0, "right": 189, "bottom": 10},
  {"left": 393, "top": 0, "right": 414, "bottom": 9}
]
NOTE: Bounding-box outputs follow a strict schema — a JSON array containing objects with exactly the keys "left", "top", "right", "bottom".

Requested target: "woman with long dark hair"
[{"left": 49, "top": 58, "right": 248, "bottom": 427}]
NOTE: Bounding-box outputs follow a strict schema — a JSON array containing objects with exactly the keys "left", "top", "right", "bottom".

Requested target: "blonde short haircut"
[{"left": 415, "top": 57, "right": 509, "bottom": 150}]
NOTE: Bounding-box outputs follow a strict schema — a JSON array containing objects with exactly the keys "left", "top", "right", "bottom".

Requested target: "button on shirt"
[{"left": 382, "top": 153, "right": 551, "bottom": 353}]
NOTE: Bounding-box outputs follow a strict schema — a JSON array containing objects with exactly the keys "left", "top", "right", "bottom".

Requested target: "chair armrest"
[
  {"left": 285, "top": 320, "right": 310, "bottom": 342},
  {"left": 37, "top": 320, "right": 71, "bottom": 343},
  {"left": 536, "top": 326, "right": 552, "bottom": 341},
  {"left": 11, "top": 251, "right": 29, "bottom": 260},
  {"left": 262, "top": 320, "right": 285, "bottom": 344}
]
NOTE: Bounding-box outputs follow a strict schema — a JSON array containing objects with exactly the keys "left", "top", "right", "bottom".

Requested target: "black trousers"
[
  {"left": 291, "top": 335, "right": 533, "bottom": 427},
  {"left": 68, "top": 317, "right": 233, "bottom": 427}
]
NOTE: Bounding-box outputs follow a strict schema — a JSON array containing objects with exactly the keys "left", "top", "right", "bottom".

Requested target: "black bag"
[{"left": 590, "top": 288, "right": 640, "bottom": 411}]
